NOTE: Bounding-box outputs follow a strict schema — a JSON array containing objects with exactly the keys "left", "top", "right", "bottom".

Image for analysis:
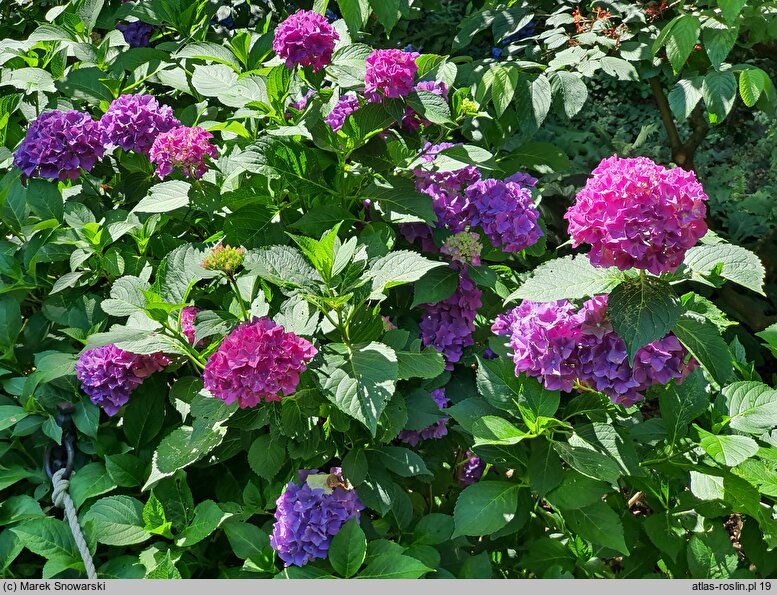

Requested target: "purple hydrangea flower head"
[
  {"left": 203, "top": 317, "right": 317, "bottom": 408},
  {"left": 420, "top": 269, "right": 482, "bottom": 369},
  {"left": 401, "top": 80, "right": 448, "bottom": 131},
  {"left": 270, "top": 467, "right": 364, "bottom": 567},
  {"left": 149, "top": 125, "right": 218, "bottom": 180},
  {"left": 180, "top": 306, "right": 202, "bottom": 346},
  {"left": 466, "top": 178, "right": 543, "bottom": 253},
  {"left": 401, "top": 142, "right": 482, "bottom": 250},
  {"left": 565, "top": 155, "right": 708, "bottom": 275},
  {"left": 14, "top": 110, "right": 104, "bottom": 181},
  {"left": 459, "top": 451, "right": 487, "bottom": 486},
  {"left": 99, "top": 94, "right": 180, "bottom": 154},
  {"left": 325, "top": 92, "right": 360, "bottom": 131},
  {"left": 117, "top": 21, "right": 154, "bottom": 48},
  {"left": 505, "top": 171, "right": 538, "bottom": 187},
  {"left": 364, "top": 49, "right": 419, "bottom": 102},
  {"left": 288, "top": 89, "right": 315, "bottom": 115},
  {"left": 492, "top": 300, "right": 581, "bottom": 392},
  {"left": 75, "top": 344, "right": 169, "bottom": 416},
  {"left": 483, "top": 347, "right": 498, "bottom": 360},
  {"left": 273, "top": 10, "right": 339, "bottom": 72},
  {"left": 398, "top": 388, "right": 449, "bottom": 446},
  {"left": 441, "top": 231, "right": 482, "bottom": 266}
]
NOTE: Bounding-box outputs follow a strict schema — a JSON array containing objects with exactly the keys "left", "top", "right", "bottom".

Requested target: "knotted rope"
[{"left": 51, "top": 468, "right": 97, "bottom": 579}]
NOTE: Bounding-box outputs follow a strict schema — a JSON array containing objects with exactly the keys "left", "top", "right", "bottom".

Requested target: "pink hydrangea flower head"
[
  {"left": 420, "top": 269, "right": 482, "bottom": 369},
  {"left": 14, "top": 110, "right": 104, "bottom": 181},
  {"left": 441, "top": 231, "right": 482, "bottom": 266},
  {"left": 148, "top": 125, "right": 218, "bottom": 180},
  {"left": 273, "top": 10, "right": 339, "bottom": 72},
  {"left": 203, "top": 317, "right": 317, "bottom": 408},
  {"left": 364, "top": 49, "right": 419, "bottom": 102},
  {"left": 492, "top": 300, "right": 581, "bottom": 392},
  {"left": 398, "top": 388, "right": 449, "bottom": 446},
  {"left": 325, "top": 92, "right": 360, "bottom": 131},
  {"left": 99, "top": 94, "right": 180, "bottom": 154},
  {"left": 565, "top": 155, "right": 708, "bottom": 275},
  {"left": 75, "top": 344, "right": 169, "bottom": 416},
  {"left": 466, "top": 178, "right": 543, "bottom": 253},
  {"left": 180, "top": 306, "right": 202, "bottom": 346},
  {"left": 401, "top": 80, "right": 449, "bottom": 131},
  {"left": 270, "top": 468, "right": 363, "bottom": 567}
]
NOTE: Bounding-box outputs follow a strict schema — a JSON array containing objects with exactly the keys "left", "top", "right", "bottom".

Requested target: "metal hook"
[{"left": 43, "top": 402, "right": 77, "bottom": 480}]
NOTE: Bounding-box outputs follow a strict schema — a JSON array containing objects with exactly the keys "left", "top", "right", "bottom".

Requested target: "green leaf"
[
  {"left": 174, "top": 42, "right": 241, "bottom": 71},
  {"left": 453, "top": 481, "right": 519, "bottom": 537},
  {"left": 191, "top": 64, "right": 238, "bottom": 97},
  {"left": 659, "top": 369, "right": 709, "bottom": 445},
  {"left": 684, "top": 243, "right": 765, "bottom": 295},
  {"left": 327, "top": 44, "right": 371, "bottom": 88},
  {"left": 703, "top": 70, "right": 737, "bottom": 122},
  {"left": 143, "top": 492, "right": 172, "bottom": 538},
  {"left": 328, "top": 518, "right": 366, "bottom": 578},
  {"left": 247, "top": 434, "right": 286, "bottom": 479},
  {"left": 722, "top": 381, "right": 777, "bottom": 435},
  {"left": 411, "top": 266, "right": 458, "bottom": 307},
  {"left": 698, "top": 429, "right": 758, "bottom": 467},
  {"left": 396, "top": 349, "right": 445, "bottom": 380},
  {"left": 413, "top": 514, "right": 454, "bottom": 546},
  {"left": 338, "top": 0, "right": 370, "bottom": 33},
  {"left": 144, "top": 424, "right": 228, "bottom": 489},
  {"left": 668, "top": 77, "right": 704, "bottom": 121},
  {"left": 489, "top": 65, "right": 519, "bottom": 118},
  {"left": 506, "top": 255, "right": 619, "bottom": 303},
  {"left": 175, "top": 500, "right": 232, "bottom": 547},
  {"left": 703, "top": 19, "right": 737, "bottom": 70},
  {"left": 550, "top": 71, "right": 588, "bottom": 118},
  {"left": 546, "top": 471, "right": 610, "bottom": 510},
  {"left": 756, "top": 323, "right": 777, "bottom": 358},
  {"left": 11, "top": 519, "right": 80, "bottom": 564},
  {"left": 718, "top": 0, "right": 746, "bottom": 23},
  {"left": 69, "top": 463, "right": 117, "bottom": 509},
  {"left": 563, "top": 501, "right": 629, "bottom": 555},
  {"left": 246, "top": 245, "right": 321, "bottom": 289},
  {"left": 553, "top": 442, "right": 622, "bottom": 486},
  {"left": 644, "top": 511, "right": 685, "bottom": 562},
  {"left": 608, "top": 277, "right": 682, "bottom": 362},
  {"left": 377, "top": 446, "right": 432, "bottom": 478},
  {"left": 0, "top": 406, "right": 27, "bottom": 432},
  {"left": 527, "top": 440, "right": 564, "bottom": 496},
  {"left": 133, "top": 181, "right": 191, "bottom": 214},
  {"left": 739, "top": 67, "right": 769, "bottom": 107},
  {"left": 105, "top": 454, "right": 146, "bottom": 488},
  {"left": 123, "top": 378, "right": 166, "bottom": 449},
  {"left": 317, "top": 342, "right": 398, "bottom": 436},
  {"left": 472, "top": 416, "right": 527, "bottom": 447},
  {"left": 224, "top": 521, "right": 273, "bottom": 567},
  {"left": 364, "top": 177, "right": 436, "bottom": 225},
  {"left": 406, "top": 90, "right": 451, "bottom": 125},
  {"left": 368, "top": 0, "right": 401, "bottom": 34},
  {"left": 600, "top": 57, "right": 638, "bottom": 81},
  {"left": 82, "top": 496, "right": 149, "bottom": 546},
  {"left": 357, "top": 554, "right": 432, "bottom": 579},
  {"left": 146, "top": 551, "right": 181, "bottom": 579},
  {"left": 368, "top": 251, "right": 446, "bottom": 300},
  {"left": 654, "top": 15, "right": 700, "bottom": 73},
  {"left": 673, "top": 315, "right": 734, "bottom": 385},
  {"left": 687, "top": 527, "right": 738, "bottom": 578}
]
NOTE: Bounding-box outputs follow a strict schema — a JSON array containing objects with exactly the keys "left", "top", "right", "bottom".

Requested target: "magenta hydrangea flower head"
[
  {"left": 459, "top": 451, "right": 487, "bottom": 486},
  {"left": 270, "top": 467, "right": 364, "bottom": 567},
  {"left": 148, "top": 125, "right": 217, "bottom": 180},
  {"left": 75, "top": 345, "right": 169, "bottom": 416},
  {"left": 364, "top": 48, "right": 419, "bottom": 102},
  {"left": 273, "top": 10, "right": 339, "bottom": 72},
  {"left": 202, "top": 317, "right": 317, "bottom": 408},
  {"left": 441, "top": 231, "right": 482, "bottom": 266},
  {"left": 325, "top": 92, "right": 360, "bottom": 132},
  {"left": 398, "top": 388, "right": 449, "bottom": 446},
  {"left": 420, "top": 270, "right": 482, "bottom": 369},
  {"left": 492, "top": 300, "right": 581, "bottom": 392},
  {"left": 13, "top": 110, "right": 104, "bottom": 181},
  {"left": 99, "top": 94, "right": 180, "bottom": 154},
  {"left": 117, "top": 20, "right": 154, "bottom": 48},
  {"left": 180, "top": 306, "right": 202, "bottom": 346},
  {"left": 401, "top": 80, "right": 449, "bottom": 131},
  {"left": 565, "top": 155, "right": 708, "bottom": 275},
  {"left": 466, "top": 178, "right": 543, "bottom": 253}
]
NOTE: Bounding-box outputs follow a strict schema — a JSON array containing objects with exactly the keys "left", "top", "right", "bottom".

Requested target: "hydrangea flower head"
[
  {"left": 270, "top": 467, "right": 364, "bottom": 567},
  {"left": 364, "top": 49, "right": 419, "bottom": 102},
  {"left": 289, "top": 89, "right": 315, "bottom": 114},
  {"left": 441, "top": 232, "right": 482, "bottom": 266},
  {"left": 565, "top": 155, "right": 708, "bottom": 275},
  {"left": 466, "top": 178, "right": 543, "bottom": 253},
  {"left": 401, "top": 80, "right": 448, "bottom": 131},
  {"left": 99, "top": 94, "right": 180, "bottom": 154},
  {"left": 492, "top": 300, "right": 581, "bottom": 392},
  {"left": 202, "top": 317, "right": 317, "bottom": 408},
  {"left": 273, "top": 10, "right": 339, "bottom": 72},
  {"left": 505, "top": 171, "right": 538, "bottom": 187},
  {"left": 75, "top": 345, "right": 169, "bottom": 416},
  {"left": 180, "top": 306, "right": 202, "bottom": 346},
  {"left": 201, "top": 244, "right": 245, "bottom": 275},
  {"left": 14, "top": 110, "right": 104, "bottom": 181},
  {"left": 398, "top": 388, "right": 449, "bottom": 446},
  {"left": 148, "top": 125, "right": 217, "bottom": 180},
  {"left": 325, "top": 92, "right": 360, "bottom": 132},
  {"left": 117, "top": 20, "right": 154, "bottom": 48},
  {"left": 420, "top": 270, "right": 482, "bottom": 369},
  {"left": 459, "top": 451, "right": 487, "bottom": 486}
]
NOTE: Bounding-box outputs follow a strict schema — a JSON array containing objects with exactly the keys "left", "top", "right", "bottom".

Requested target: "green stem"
[{"left": 227, "top": 275, "right": 250, "bottom": 321}]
